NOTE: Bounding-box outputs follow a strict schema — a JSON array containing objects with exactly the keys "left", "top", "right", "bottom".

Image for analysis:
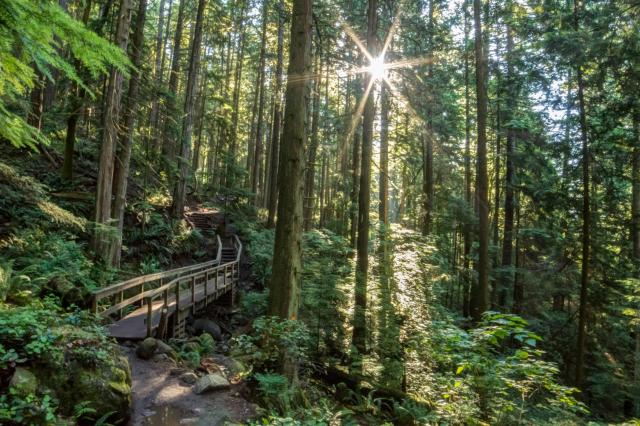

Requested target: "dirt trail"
[{"left": 124, "top": 346, "right": 256, "bottom": 426}]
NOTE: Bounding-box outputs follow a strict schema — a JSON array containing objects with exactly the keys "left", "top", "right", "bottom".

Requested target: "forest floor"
[{"left": 125, "top": 345, "right": 257, "bottom": 425}]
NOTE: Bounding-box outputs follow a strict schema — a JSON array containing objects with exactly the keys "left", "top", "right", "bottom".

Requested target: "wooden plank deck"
[{"left": 107, "top": 270, "right": 234, "bottom": 340}]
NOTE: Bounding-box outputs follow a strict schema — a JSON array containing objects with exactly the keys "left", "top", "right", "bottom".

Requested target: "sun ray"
[
  {"left": 345, "top": 77, "right": 375, "bottom": 143},
  {"left": 341, "top": 20, "right": 373, "bottom": 62},
  {"left": 379, "top": 7, "right": 404, "bottom": 59}
]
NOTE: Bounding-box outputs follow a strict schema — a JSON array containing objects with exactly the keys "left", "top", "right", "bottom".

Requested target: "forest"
[{"left": 0, "top": 0, "right": 639, "bottom": 424}]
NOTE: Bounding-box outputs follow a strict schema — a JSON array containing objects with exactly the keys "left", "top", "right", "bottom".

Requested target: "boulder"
[
  {"left": 179, "top": 372, "right": 198, "bottom": 385},
  {"left": 156, "top": 340, "right": 177, "bottom": 359},
  {"left": 72, "top": 355, "right": 132, "bottom": 423},
  {"left": 152, "top": 353, "right": 172, "bottom": 363},
  {"left": 170, "top": 367, "right": 189, "bottom": 376},
  {"left": 193, "top": 318, "right": 222, "bottom": 341},
  {"left": 183, "top": 341, "right": 201, "bottom": 353},
  {"left": 9, "top": 367, "right": 38, "bottom": 396},
  {"left": 193, "top": 372, "right": 230, "bottom": 394},
  {"left": 136, "top": 337, "right": 157, "bottom": 360}
]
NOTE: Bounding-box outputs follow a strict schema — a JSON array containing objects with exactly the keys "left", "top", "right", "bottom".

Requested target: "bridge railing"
[
  {"left": 91, "top": 235, "right": 223, "bottom": 317},
  {"left": 141, "top": 236, "right": 243, "bottom": 337}
]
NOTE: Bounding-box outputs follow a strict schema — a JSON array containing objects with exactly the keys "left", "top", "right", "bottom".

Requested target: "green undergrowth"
[
  {"left": 231, "top": 213, "right": 588, "bottom": 425},
  {"left": 0, "top": 299, "right": 130, "bottom": 425}
]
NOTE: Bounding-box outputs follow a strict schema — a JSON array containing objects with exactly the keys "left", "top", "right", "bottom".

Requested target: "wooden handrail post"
[
  {"left": 118, "top": 290, "right": 124, "bottom": 318},
  {"left": 191, "top": 276, "right": 196, "bottom": 315},
  {"left": 175, "top": 281, "right": 180, "bottom": 313},
  {"left": 204, "top": 270, "right": 209, "bottom": 307},
  {"left": 91, "top": 295, "right": 97, "bottom": 314},
  {"left": 146, "top": 298, "right": 153, "bottom": 337}
]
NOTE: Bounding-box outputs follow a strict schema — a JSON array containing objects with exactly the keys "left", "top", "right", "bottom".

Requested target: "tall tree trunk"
[
  {"left": 303, "top": 57, "right": 322, "bottom": 231},
  {"left": 422, "top": 0, "right": 434, "bottom": 236},
  {"left": 633, "top": 109, "right": 640, "bottom": 268},
  {"left": 574, "top": 0, "right": 590, "bottom": 389},
  {"left": 147, "top": 0, "right": 169, "bottom": 156},
  {"left": 162, "top": 0, "right": 187, "bottom": 169},
  {"left": 251, "top": 0, "right": 269, "bottom": 202},
  {"left": 171, "top": 0, "right": 207, "bottom": 217},
  {"left": 110, "top": 0, "right": 148, "bottom": 266},
  {"left": 462, "top": 0, "right": 472, "bottom": 318},
  {"left": 268, "top": 0, "right": 313, "bottom": 379},
  {"left": 93, "top": 0, "right": 132, "bottom": 261},
  {"left": 62, "top": 0, "right": 95, "bottom": 181},
  {"left": 379, "top": 84, "right": 389, "bottom": 225},
  {"left": 501, "top": 18, "right": 516, "bottom": 310},
  {"left": 351, "top": 0, "right": 377, "bottom": 369},
  {"left": 227, "top": 0, "right": 247, "bottom": 184},
  {"left": 350, "top": 70, "right": 362, "bottom": 248},
  {"left": 470, "top": 0, "right": 489, "bottom": 322},
  {"left": 267, "top": 0, "right": 286, "bottom": 228}
]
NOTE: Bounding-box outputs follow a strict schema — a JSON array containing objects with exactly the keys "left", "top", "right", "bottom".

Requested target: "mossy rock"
[
  {"left": 136, "top": 337, "right": 158, "bottom": 359},
  {"left": 9, "top": 367, "right": 38, "bottom": 397},
  {"left": 31, "top": 327, "right": 132, "bottom": 424},
  {"left": 70, "top": 355, "right": 132, "bottom": 424}
]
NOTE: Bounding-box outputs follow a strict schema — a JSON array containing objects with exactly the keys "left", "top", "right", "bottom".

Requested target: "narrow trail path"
[
  {"left": 126, "top": 346, "right": 256, "bottom": 425},
  {"left": 126, "top": 206, "right": 257, "bottom": 425}
]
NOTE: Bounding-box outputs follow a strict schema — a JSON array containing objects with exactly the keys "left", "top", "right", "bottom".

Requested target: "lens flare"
[{"left": 367, "top": 55, "right": 387, "bottom": 81}]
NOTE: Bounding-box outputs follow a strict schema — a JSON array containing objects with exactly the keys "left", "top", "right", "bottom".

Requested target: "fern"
[{"left": 0, "top": 0, "right": 130, "bottom": 149}]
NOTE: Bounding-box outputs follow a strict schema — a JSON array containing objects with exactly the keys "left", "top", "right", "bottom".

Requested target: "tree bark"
[
  {"left": 379, "top": 84, "right": 389, "bottom": 225},
  {"left": 502, "top": 17, "right": 516, "bottom": 311},
  {"left": 93, "top": 0, "right": 132, "bottom": 261},
  {"left": 351, "top": 0, "right": 377, "bottom": 369},
  {"left": 251, "top": 0, "right": 269, "bottom": 202},
  {"left": 171, "top": 0, "right": 207, "bottom": 217},
  {"left": 470, "top": 0, "right": 490, "bottom": 322},
  {"left": 267, "top": 0, "right": 286, "bottom": 228},
  {"left": 227, "top": 0, "right": 248, "bottom": 185},
  {"left": 303, "top": 56, "right": 322, "bottom": 231},
  {"left": 268, "top": 0, "right": 313, "bottom": 349},
  {"left": 110, "top": 0, "right": 148, "bottom": 266},
  {"left": 62, "top": 0, "right": 95, "bottom": 181},
  {"left": 574, "top": 0, "right": 590, "bottom": 389},
  {"left": 462, "top": 0, "right": 472, "bottom": 318},
  {"left": 162, "top": 0, "right": 186, "bottom": 169},
  {"left": 422, "top": 0, "right": 434, "bottom": 236},
  {"left": 632, "top": 109, "right": 640, "bottom": 267}
]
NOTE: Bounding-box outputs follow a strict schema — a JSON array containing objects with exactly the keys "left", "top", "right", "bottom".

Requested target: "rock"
[
  {"left": 72, "top": 355, "right": 131, "bottom": 423},
  {"left": 170, "top": 367, "right": 189, "bottom": 376},
  {"left": 152, "top": 353, "right": 171, "bottom": 363},
  {"left": 136, "top": 337, "right": 157, "bottom": 360},
  {"left": 179, "top": 372, "right": 198, "bottom": 385},
  {"left": 156, "top": 340, "right": 177, "bottom": 359},
  {"left": 193, "top": 318, "right": 222, "bottom": 341},
  {"left": 193, "top": 372, "right": 230, "bottom": 394},
  {"left": 9, "top": 367, "right": 38, "bottom": 396},
  {"left": 183, "top": 341, "right": 201, "bottom": 353}
]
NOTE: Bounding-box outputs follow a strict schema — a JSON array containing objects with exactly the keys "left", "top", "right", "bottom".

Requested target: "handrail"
[
  {"left": 92, "top": 235, "right": 222, "bottom": 313},
  {"left": 92, "top": 232, "right": 243, "bottom": 339},
  {"left": 233, "top": 235, "right": 243, "bottom": 262}
]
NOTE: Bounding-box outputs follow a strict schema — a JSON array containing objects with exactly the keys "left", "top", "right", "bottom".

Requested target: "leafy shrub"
[
  {"left": 231, "top": 316, "right": 311, "bottom": 372},
  {"left": 0, "top": 229, "right": 105, "bottom": 306},
  {"left": 0, "top": 390, "right": 58, "bottom": 425},
  {"left": 426, "top": 312, "right": 587, "bottom": 424},
  {"left": 241, "top": 290, "right": 268, "bottom": 318}
]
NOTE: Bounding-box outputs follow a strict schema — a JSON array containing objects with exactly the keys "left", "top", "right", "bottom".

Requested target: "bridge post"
[
  {"left": 204, "top": 270, "right": 209, "bottom": 308},
  {"left": 191, "top": 276, "right": 196, "bottom": 315},
  {"left": 146, "top": 299, "right": 152, "bottom": 337}
]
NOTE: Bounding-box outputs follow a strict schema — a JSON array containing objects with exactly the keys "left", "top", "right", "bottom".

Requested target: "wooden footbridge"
[{"left": 91, "top": 211, "right": 241, "bottom": 340}]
